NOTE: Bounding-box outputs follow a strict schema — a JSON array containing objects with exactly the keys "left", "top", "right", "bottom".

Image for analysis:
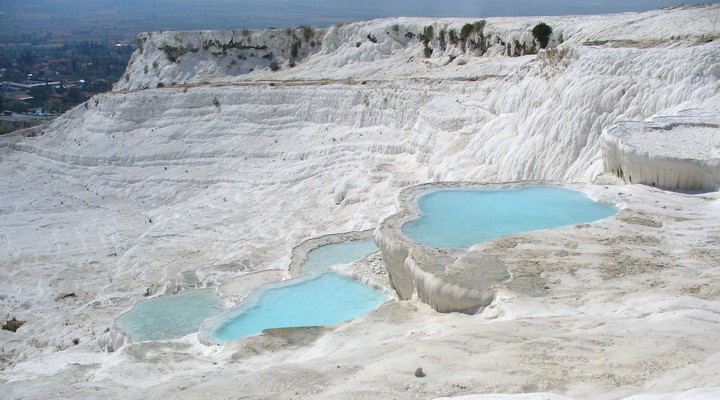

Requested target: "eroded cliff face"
[
  {"left": 113, "top": 17, "right": 561, "bottom": 91},
  {"left": 115, "top": 27, "right": 326, "bottom": 90}
]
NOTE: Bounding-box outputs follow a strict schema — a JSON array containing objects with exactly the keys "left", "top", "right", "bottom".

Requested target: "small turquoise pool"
[
  {"left": 208, "top": 272, "right": 387, "bottom": 342},
  {"left": 302, "top": 239, "right": 378, "bottom": 275},
  {"left": 403, "top": 186, "right": 618, "bottom": 248},
  {"left": 115, "top": 288, "right": 224, "bottom": 342}
]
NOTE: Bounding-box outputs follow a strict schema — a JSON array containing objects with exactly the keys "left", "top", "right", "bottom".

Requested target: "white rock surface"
[
  {"left": 602, "top": 110, "right": 720, "bottom": 191},
  {"left": 1, "top": 4, "right": 720, "bottom": 400}
]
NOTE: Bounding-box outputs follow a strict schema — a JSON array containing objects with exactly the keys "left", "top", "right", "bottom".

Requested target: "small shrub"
[
  {"left": 300, "top": 25, "right": 314, "bottom": 41},
  {"left": 212, "top": 97, "right": 220, "bottom": 107},
  {"left": 269, "top": 60, "right": 280, "bottom": 71},
  {"left": 136, "top": 36, "right": 144, "bottom": 54},
  {"left": 423, "top": 44, "right": 433, "bottom": 58},
  {"left": 2, "top": 317, "right": 25, "bottom": 332},
  {"left": 438, "top": 28, "right": 447, "bottom": 50},
  {"left": 355, "top": 41, "right": 361, "bottom": 48},
  {"left": 532, "top": 22, "right": 553, "bottom": 49},
  {"left": 367, "top": 34, "right": 378, "bottom": 43},
  {"left": 288, "top": 59, "right": 296, "bottom": 67},
  {"left": 448, "top": 29, "right": 459, "bottom": 45},
  {"left": 124, "top": 74, "right": 129, "bottom": 82},
  {"left": 423, "top": 25, "right": 434, "bottom": 40},
  {"left": 152, "top": 61, "right": 159, "bottom": 69},
  {"left": 391, "top": 24, "right": 400, "bottom": 33},
  {"left": 290, "top": 41, "right": 300, "bottom": 59},
  {"left": 460, "top": 23, "right": 474, "bottom": 42},
  {"left": 242, "top": 29, "right": 250, "bottom": 36},
  {"left": 143, "top": 65, "right": 148, "bottom": 74},
  {"left": 156, "top": 82, "right": 164, "bottom": 88},
  {"left": 72, "top": 338, "right": 80, "bottom": 345},
  {"left": 544, "top": 47, "right": 572, "bottom": 65},
  {"left": 159, "top": 44, "right": 197, "bottom": 63}
]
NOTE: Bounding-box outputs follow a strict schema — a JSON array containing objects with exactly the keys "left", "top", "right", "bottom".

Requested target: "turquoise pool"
[
  {"left": 115, "top": 288, "right": 224, "bottom": 342},
  {"left": 403, "top": 186, "right": 618, "bottom": 248},
  {"left": 302, "top": 239, "right": 378, "bottom": 275},
  {"left": 117, "top": 239, "right": 383, "bottom": 343},
  {"left": 208, "top": 272, "right": 387, "bottom": 342}
]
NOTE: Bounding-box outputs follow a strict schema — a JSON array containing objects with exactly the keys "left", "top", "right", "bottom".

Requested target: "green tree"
[
  {"left": 299, "top": 25, "right": 314, "bottom": 41},
  {"left": 460, "top": 23, "right": 474, "bottom": 42},
  {"left": 7, "top": 101, "right": 29, "bottom": 113},
  {"left": 532, "top": 22, "right": 553, "bottom": 49},
  {"left": 28, "top": 85, "right": 51, "bottom": 107},
  {"left": 423, "top": 25, "right": 434, "bottom": 39},
  {"left": 63, "top": 87, "right": 84, "bottom": 104},
  {"left": 290, "top": 41, "right": 300, "bottom": 59},
  {"left": 44, "top": 98, "right": 64, "bottom": 113}
]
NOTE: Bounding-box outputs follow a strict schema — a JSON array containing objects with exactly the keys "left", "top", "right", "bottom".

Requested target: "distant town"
[{"left": 0, "top": 35, "right": 135, "bottom": 134}]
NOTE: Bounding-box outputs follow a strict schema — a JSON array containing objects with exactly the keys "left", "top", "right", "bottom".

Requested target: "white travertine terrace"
[
  {"left": 602, "top": 110, "right": 720, "bottom": 191},
  {"left": 2, "top": 4, "right": 720, "bottom": 399}
]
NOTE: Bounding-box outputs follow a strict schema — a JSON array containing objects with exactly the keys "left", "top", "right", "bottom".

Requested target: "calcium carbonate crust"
[
  {"left": 2, "top": 5, "right": 720, "bottom": 399},
  {"left": 603, "top": 109, "right": 720, "bottom": 191}
]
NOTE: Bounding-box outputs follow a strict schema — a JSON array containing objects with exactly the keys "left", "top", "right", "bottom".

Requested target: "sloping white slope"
[{"left": 1, "top": 4, "right": 720, "bottom": 400}]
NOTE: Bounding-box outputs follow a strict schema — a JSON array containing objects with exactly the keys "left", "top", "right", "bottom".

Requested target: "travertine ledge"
[
  {"left": 375, "top": 181, "right": 617, "bottom": 314},
  {"left": 602, "top": 109, "right": 720, "bottom": 192}
]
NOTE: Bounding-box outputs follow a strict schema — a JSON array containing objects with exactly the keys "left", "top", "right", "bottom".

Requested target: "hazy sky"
[{"left": 0, "top": 0, "right": 717, "bottom": 36}]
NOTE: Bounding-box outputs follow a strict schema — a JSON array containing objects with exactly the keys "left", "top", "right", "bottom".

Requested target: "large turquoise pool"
[
  {"left": 115, "top": 288, "right": 224, "bottom": 342},
  {"left": 208, "top": 272, "right": 387, "bottom": 342},
  {"left": 403, "top": 186, "right": 618, "bottom": 248}
]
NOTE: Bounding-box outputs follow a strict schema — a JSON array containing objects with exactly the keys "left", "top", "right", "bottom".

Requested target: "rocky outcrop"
[{"left": 115, "top": 27, "right": 326, "bottom": 90}]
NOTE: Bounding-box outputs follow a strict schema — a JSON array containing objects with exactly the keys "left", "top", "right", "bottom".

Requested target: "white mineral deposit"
[{"left": 1, "top": 4, "right": 719, "bottom": 399}]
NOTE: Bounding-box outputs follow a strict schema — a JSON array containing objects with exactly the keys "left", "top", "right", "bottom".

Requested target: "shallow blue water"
[
  {"left": 212, "top": 272, "right": 387, "bottom": 342},
  {"left": 115, "top": 289, "right": 224, "bottom": 342},
  {"left": 302, "top": 239, "right": 378, "bottom": 275},
  {"left": 403, "top": 186, "right": 618, "bottom": 248}
]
